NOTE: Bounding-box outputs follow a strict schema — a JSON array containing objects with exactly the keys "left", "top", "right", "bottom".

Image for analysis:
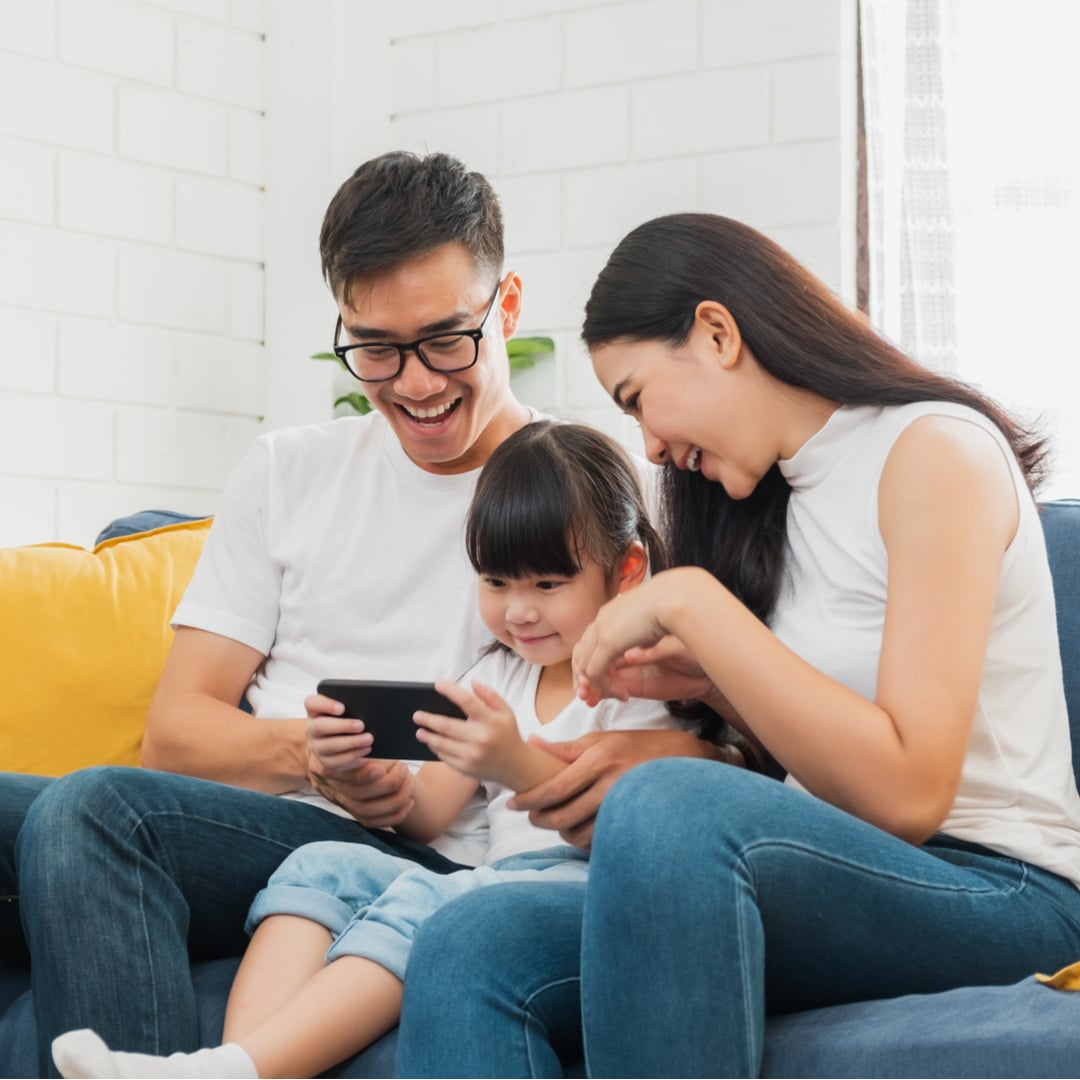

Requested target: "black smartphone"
[{"left": 315, "top": 679, "right": 466, "bottom": 762}]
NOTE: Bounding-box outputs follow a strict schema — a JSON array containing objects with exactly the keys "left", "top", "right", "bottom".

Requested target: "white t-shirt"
[
  {"left": 460, "top": 648, "right": 679, "bottom": 865},
  {"left": 172, "top": 410, "right": 538, "bottom": 865},
  {"left": 772, "top": 401, "right": 1080, "bottom": 887}
]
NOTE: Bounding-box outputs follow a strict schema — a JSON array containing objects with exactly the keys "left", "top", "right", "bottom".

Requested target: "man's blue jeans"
[
  {"left": 2, "top": 766, "right": 463, "bottom": 1077},
  {"left": 398, "top": 760, "right": 1080, "bottom": 1078}
]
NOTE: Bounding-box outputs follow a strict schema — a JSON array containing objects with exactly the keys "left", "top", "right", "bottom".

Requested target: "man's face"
[{"left": 336, "top": 243, "right": 526, "bottom": 474}]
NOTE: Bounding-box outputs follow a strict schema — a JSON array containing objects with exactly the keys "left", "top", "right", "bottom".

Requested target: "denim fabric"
[
  {"left": 398, "top": 762, "right": 1080, "bottom": 1078},
  {"left": 10, "top": 766, "right": 464, "bottom": 1077},
  {"left": 251, "top": 843, "right": 588, "bottom": 981},
  {"left": 0, "top": 772, "right": 51, "bottom": 970}
]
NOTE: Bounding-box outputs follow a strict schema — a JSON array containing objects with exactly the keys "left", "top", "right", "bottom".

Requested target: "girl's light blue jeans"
[
  {"left": 397, "top": 760, "right": 1080, "bottom": 1078},
  {"left": 247, "top": 842, "right": 588, "bottom": 981}
]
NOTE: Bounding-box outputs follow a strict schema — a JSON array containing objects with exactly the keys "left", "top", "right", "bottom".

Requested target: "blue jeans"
[
  {"left": 4, "top": 766, "right": 464, "bottom": 1077},
  {"left": 250, "top": 843, "right": 588, "bottom": 980},
  {"left": 0, "top": 772, "right": 52, "bottom": 968},
  {"left": 398, "top": 760, "right": 1080, "bottom": 1078}
]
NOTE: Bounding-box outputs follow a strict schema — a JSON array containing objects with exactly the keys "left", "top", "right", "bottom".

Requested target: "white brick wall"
[
  {"left": 1, "top": 0, "right": 856, "bottom": 546},
  {"left": 0, "top": 0, "right": 266, "bottom": 547},
  {"left": 387, "top": 0, "right": 856, "bottom": 441}
]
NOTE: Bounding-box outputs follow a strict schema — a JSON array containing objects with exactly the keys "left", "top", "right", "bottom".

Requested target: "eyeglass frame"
[{"left": 332, "top": 285, "right": 502, "bottom": 383}]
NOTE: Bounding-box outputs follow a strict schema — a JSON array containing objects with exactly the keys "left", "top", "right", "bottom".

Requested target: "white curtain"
[{"left": 860, "top": 0, "right": 1080, "bottom": 496}]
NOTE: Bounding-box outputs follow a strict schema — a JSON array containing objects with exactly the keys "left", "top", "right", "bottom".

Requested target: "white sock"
[{"left": 52, "top": 1029, "right": 258, "bottom": 1079}]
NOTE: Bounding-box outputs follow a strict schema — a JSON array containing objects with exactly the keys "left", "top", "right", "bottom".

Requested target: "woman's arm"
[{"left": 574, "top": 416, "right": 1018, "bottom": 843}]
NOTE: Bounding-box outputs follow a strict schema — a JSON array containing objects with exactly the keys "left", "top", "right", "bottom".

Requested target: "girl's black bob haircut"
[{"left": 465, "top": 420, "right": 664, "bottom": 581}]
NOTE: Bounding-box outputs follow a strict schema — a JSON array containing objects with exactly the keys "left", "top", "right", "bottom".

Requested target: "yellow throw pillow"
[{"left": 0, "top": 517, "right": 211, "bottom": 776}]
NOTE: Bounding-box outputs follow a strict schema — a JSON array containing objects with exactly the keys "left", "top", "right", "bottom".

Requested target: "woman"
[{"left": 397, "top": 214, "right": 1080, "bottom": 1078}]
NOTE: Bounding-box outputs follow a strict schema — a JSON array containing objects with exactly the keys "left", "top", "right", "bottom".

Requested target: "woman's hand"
[
  {"left": 304, "top": 691, "right": 416, "bottom": 828},
  {"left": 603, "top": 634, "right": 719, "bottom": 703},
  {"left": 508, "top": 728, "right": 724, "bottom": 850},
  {"left": 572, "top": 570, "right": 697, "bottom": 705}
]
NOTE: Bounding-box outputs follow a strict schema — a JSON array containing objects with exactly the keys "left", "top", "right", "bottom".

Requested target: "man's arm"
[
  {"left": 510, "top": 728, "right": 737, "bottom": 850},
  {"left": 142, "top": 626, "right": 309, "bottom": 793}
]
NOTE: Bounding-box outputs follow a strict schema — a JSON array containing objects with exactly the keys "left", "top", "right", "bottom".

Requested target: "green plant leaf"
[
  {"left": 312, "top": 350, "right": 351, "bottom": 374},
  {"left": 506, "top": 336, "right": 555, "bottom": 357},
  {"left": 334, "top": 392, "right": 372, "bottom": 415},
  {"left": 506, "top": 336, "right": 554, "bottom": 373}
]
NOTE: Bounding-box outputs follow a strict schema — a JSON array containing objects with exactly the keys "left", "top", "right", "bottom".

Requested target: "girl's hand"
[
  {"left": 414, "top": 679, "right": 525, "bottom": 786},
  {"left": 572, "top": 571, "right": 691, "bottom": 704}
]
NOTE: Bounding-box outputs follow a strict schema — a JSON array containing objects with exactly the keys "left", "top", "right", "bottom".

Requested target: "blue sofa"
[{"left": 3, "top": 501, "right": 1080, "bottom": 1077}]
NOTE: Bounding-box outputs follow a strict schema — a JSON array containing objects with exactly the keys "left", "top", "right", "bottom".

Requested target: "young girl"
[
  {"left": 395, "top": 213, "right": 1080, "bottom": 1078},
  {"left": 52, "top": 420, "right": 726, "bottom": 1080}
]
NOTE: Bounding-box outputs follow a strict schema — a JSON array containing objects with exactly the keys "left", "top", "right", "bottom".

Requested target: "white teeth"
[
  {"left": 686, "top": 447, "right": 701, "bottom": 471},
  {"left": 404, "top": 400, "right": 455, "bottom": 419}
]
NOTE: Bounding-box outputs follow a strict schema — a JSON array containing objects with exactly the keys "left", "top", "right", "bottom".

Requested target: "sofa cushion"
[{"left": 0, "top": 517, "right": 211, "bottom": 777}]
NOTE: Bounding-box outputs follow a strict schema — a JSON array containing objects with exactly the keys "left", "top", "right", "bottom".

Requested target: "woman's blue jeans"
[
  {"left": 398, "top": 760, "right": 1080, "bottom": 1078},
  {"left": 2, "top": 766, "right": 462, "bottom": 1077}
]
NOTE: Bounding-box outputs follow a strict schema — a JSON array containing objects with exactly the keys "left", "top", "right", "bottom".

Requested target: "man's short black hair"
[{"left": 320, "top": 151, "right": 504, "bottom": 305}]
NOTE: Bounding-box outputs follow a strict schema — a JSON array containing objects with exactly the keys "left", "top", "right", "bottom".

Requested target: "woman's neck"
[{"left": 534, "top": 659, "right": 575, "bottom": 725}]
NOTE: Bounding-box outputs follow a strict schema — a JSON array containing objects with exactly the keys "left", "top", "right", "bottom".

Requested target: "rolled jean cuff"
[
  {"left": 326, "top": 916, "right": 412, "bottom": 981},
  {"left": 245, "top": 883, "right": 357, "bottom": 938}
]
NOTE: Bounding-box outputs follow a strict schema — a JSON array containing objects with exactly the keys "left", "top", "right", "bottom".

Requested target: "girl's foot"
[{"left": 52, "top": 1028, "right": 258, "bottom": 1079}]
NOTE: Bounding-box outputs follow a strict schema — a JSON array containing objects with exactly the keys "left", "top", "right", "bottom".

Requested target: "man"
[
  {"left": 5, "top": 150, "right": 722, "bottom": 1077},
  {"left": 9, "top": 150, "right": 532, "bottom": 1073}
]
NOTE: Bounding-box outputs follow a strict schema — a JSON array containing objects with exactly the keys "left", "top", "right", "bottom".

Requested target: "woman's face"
[{"left": 590, "top": 332, "right": 770, "bottom": 500}]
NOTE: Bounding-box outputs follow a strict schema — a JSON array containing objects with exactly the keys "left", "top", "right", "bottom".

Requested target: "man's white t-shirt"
[{"left": 172, "top": 411, "right": 518, "bottom": 866}]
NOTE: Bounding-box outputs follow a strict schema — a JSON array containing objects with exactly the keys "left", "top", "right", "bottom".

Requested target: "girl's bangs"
[{"left": 467, "top": 469, "right": 582, "bottom": 579}]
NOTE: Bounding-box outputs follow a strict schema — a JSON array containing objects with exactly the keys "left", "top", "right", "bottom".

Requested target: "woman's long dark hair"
[{"left": 582, "top": 213, "right": 1047, "bottom": 624}]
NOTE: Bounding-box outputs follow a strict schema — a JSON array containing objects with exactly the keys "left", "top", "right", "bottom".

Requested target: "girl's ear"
[{"left": 615, "top": 541, "right": 649, "bottom": 593}]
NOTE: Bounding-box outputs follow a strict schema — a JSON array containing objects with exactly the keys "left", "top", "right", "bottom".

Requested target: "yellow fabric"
[
  {"left": 1035, "top": 959, "right": 1080, "bottom": 991},
  {"left": 0, "top": 518, "right": 211, "bottom": 776}
]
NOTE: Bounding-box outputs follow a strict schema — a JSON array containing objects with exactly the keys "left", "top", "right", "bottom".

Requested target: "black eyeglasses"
[{"left": 333, "top": 287, "right": 501, "bottom": 383}]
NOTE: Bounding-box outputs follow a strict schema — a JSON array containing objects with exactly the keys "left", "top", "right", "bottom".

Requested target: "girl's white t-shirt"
[{"left": 459, "top": 648, "right": 678, "bottom": 865}]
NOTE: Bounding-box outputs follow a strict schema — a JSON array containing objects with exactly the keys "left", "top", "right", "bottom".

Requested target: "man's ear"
[
  {"left": 693, "top": 300, "right": 741, "bottom": 369},
  {"left": 615, "top": 541, "right": 649, "bottom": 593},
  {"left": 498, "top": 271, "right": 523, "bottom": 340}
]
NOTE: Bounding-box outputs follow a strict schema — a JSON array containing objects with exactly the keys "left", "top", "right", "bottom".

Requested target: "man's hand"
[
  {"left": 305, "top": 692, "right": 415, "bottom": 828},
  {"left": 508, "top": 728, "right": 721, "bottom": 850}
]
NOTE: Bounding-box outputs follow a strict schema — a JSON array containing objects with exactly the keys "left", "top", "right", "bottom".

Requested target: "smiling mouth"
[
  {"left": 398, "top": 398, "right": 462, "bottom": 425},
  {"left": 685, "top": 447, "right": 701, "bottom": 471}
]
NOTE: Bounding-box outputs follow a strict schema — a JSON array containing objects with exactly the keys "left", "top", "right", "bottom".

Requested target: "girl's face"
[
  {"left": 590, "top": 328, "right": 773, "bottom": 501},
  {"left": 478, "top": 558, "right": 619, "bottom": 668}
]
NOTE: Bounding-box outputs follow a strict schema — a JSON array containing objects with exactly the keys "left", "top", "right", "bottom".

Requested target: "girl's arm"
[
  {"left": 574, "top": 415, "right": 1018, "bottom": 843},
  {"left": 390, "top": 760, "right": 482, "bottom": 845},
  {"left": 414, "top": 679, "right": 567, "bottom": 794}
]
